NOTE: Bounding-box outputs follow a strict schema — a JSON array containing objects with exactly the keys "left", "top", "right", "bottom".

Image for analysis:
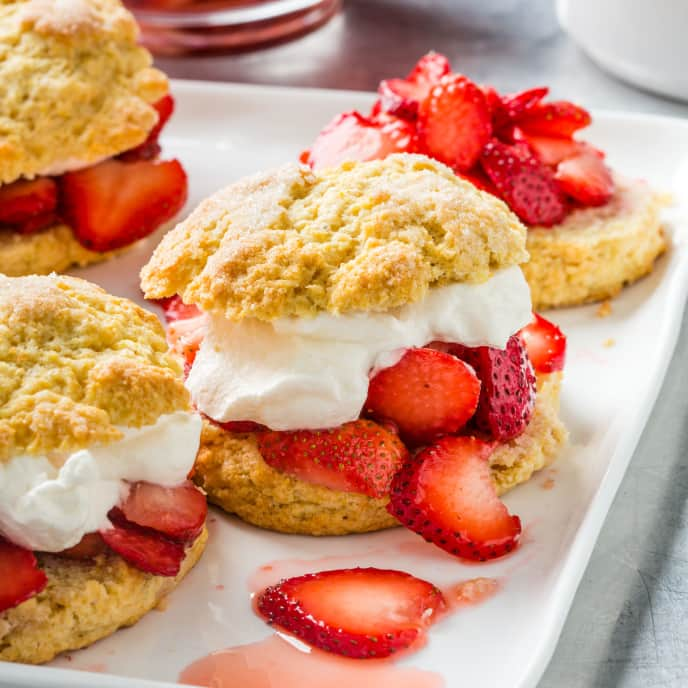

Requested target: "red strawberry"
[
  {"left": 119, "top": 94, "right": 175, "bottom": 162},
  {"left": 365, "top": 348, "right": 481, "bottom": 446},
  {"left": 157, "top": 294, "right": 202, "bottom": 324},
  {"left": 555, "top": 150, "right": 614, "bottom": 206},
  {"left": 480, "top": 139, "right": 567, "bottom": 226},
  {"left": 0, "top": 537, "right": 48, "bottom": 612},
  {"left": 257, "top": 567, "right": 446, "bottom": 658},
  {"left": 305, "top": 112, "right": 416, "bottom": 171},
  {"left": 14, "top": 210, "right": 59, "bottom": 235},
  {"left": 60, "top": 157, "right": 187, "bottom": 252},
  {"left": 256, "top": 419, "right": 408, "bottom": 498},
  {"left": 500, "top": 87, "right": 549, "bottom": 122},
  {"left": 57, "top": 533, "right": 108, "bottom": 560},
  {"left": 517, "top": 100, "right": 592, "bottom": 138},
  {"left": 457, "top": 168, "right": 498, "bottom": 194},
  {"left": 450, "top": 335, "right": 536, "bottom": 441},
  {"left": 112, "top": 481, "right": 207, "bottom": 544},
  {"left": 377, "top": 52, "right": 451, "bottom": 121},
  {"left": 418, "top": 74, "right": 492, "bottom": 172},
  {"left": 214, "top": 420, "right": 267, "bottom": 433},
  {"left": 480, "top": 85, "right": 507, "bottom": 124},
  {"left": 100, "top": 525, "right": 185, "bottom": 577},
  {"left": 0, "top": 178, "right": 57, "bottom": 225},
  {"left": 166, "top": 312, "right": 206, "bottom": 372},
  {"left": 511, "top": 128, "right": 587, "bottom": 166},
  {"left": 388, "top": 435, "right": 521, "bottom": 560},
  {"left": 518, "top": 313, "right": 566, "bottom": 374}
]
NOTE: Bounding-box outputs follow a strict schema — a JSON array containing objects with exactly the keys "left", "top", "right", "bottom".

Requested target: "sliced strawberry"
[
  {"left": 555, "top": 150, "right": 614, "bottom": 206},
  {"left": 100, "top": 524, "right": 185, "bottom": 577},
  {"left": 511, "top": 128, "right": 586, "bottom": 166},
  {"left": 119, "top": 94, "right": 175, "bottom": 162},
  {"left": 365, "top": 348, "right": 481, "bottom": 446},
  {"left": 500, "top": 87, "right": 549, "bottom": 122},
  {"left": 57, "top": 533, "right": 108, "bottom": 560},
  {"left": 14, "top": 210, "right": 59, "bottom": 235},
  {"left": 257, "top": 567, "right": 446, "bottom": 658},
  {"left": 407, "top": 51, "right": 452, "bottom": 87},
  {"left": 480, "top": 139, "right": 567, "bottom": 226},
  {"left": 518, "top": 313, "right": 566, "bottom": 374},
  {"left": 387, "top": 436, "right": 521, "bottom": 560},
  {"left": 0, "top": 537, "right": 47, "bottom": 612},
  {"left": 0, "top": 178, "right": 57, "bottom": 225},
  {"left": 450, "top": 335, "right": 536, "bottom": 442},
  {"left": 480, "top": 85, "right": 507, "bottom": 125},
  {"left": 214, "top": 419, "right": 267, "bottom": 433},
  {"left": 457, "top": 168, "right": 498, "bottom": 194},
  {"left": 60, "top": 158, "right": 187, "bottom": 252},
  {"left": 256, "top": 419, "right": 408, "bottom": 498},
  {"left": 418, "top": 74, "right": 492, "bottom": 172},
  {"left": 305, "top": 111, "right": 417, "bottom": 171},
  {"left": 158, "top": 294, "right": 202, "bottom": 324},
  {"left": 517, "top": 100, "right": 592, "bottom": 138},
  {"left": 167, "top": 313, "right": 206, "bottom": 372},
  {"left": 112, "top": 481, "right": 207, "bottom": 544}
]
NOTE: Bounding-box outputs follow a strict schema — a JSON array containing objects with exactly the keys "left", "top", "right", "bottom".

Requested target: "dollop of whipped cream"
[
  {"left": 187, "top": 266, "right": 532, "bottom": 432},
  {"left": 0, "top": 412, "right": 201, "bottom": 552}
]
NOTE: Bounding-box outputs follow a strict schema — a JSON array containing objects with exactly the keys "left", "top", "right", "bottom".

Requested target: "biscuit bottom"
[
  {"left": 0, "top": 224, "right": 114, "bottom": 277},
  {"left": 194, "top": 372, "right": 566, "bottom": 536},
  {"left": 0, "top": 526, "right": 208, "bottom": 664},
  {"left": 523, "top": 179, "right": 667, "bottom": 310}
]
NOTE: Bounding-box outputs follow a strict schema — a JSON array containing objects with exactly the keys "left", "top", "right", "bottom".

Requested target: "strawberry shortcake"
[
  {"left": 302, "top": 53, "right": 667, "bottom": 310},
  {"left": 141, "top": 154, "right": 567, "bottom": 559},
  {"left": 0, "top": 275, "right": 207, "bottom": 664},
  {"left": 0, "top": 0, "right": 187, "bottom": 277}
]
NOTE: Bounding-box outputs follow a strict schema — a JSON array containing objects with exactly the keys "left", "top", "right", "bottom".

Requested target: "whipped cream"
[
  {"left": 186, "top": 266, "right": 532, "bottom": 431},
  {"left": 0, "top": 412, "right": 202, "bottom": 552}
]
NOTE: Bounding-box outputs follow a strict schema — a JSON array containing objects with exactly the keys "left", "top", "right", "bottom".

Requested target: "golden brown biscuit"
[
  {"left": 0, "top": 0, "right": 167, "bottom": 185},
  {"left": 524, "top": 178, "right": 667, "bottom": 310},
  {"left": 192, "top": 373, "right": 566, "bottom": 535},
  {"left": 141, "top": 155, "right": 528, "bottom": 321},
  {"left": 0, "top": 526, "right": 208, "bottom": 664},
  {"left": 0, "top": 274, "right": 189, "bottom": 463}
]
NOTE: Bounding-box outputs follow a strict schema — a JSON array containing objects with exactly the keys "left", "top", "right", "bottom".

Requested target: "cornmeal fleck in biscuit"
[
  {"left": 141, "top": 155, "right": 528, "bottom": 321},
  {"left": 0, "top": 526, "right": 208, "bottom": 664},
  {"left": 524, "top": 178, "right": 667, "bottom": 310},
  {"left": 192, "top": 373, "right": 566, "bottom": 535},
  {"left": 0, "top": 0, "right": 168, "bottom": 184},
  {"left": 0, "top": 274, "right": 189, "bottom": 463}
]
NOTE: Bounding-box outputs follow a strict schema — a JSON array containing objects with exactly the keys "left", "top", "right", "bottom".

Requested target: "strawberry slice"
[
  {"left": 516, "top": 100, "right": 592, "bottom": 138},
  {"left": 57, "top": 532, "right": 108, "bottom": 560},
  {"left": 450, "top": 335, "right": 536, "bottom": 441},
  {"left": 100, "top": 524, "right": 185, "bottom": 577},
  {"left": 457, "top": 168, "right": 498, "bottom": 194},
  {"left": 157, "top": 294, "right": 202, "bottom": 324},
  {"left": 167, "top": 313, "right": 206, "bottom": 372},
  {"left": 305, "top": 112, "right": 416, "bottom": 171},
  {"left": 14, "top": 210, "right": 59, "bottom": 235},
  {"left": 555, "top": 150, "right": 614, "bottom": 206},
  {"left": 60, "top": 157, "right": 187, "bottom": 252},
  {"left": 499, "top": 87, "right": 549, "bottom": 123},
  {"left": 0, "top": 177, "right": 57, "bottom": 226},
  {"left": 518, "top": 313, "right": 566, "bottom": 374},
  {"left": 480, "top": 139, "right": 567, "bottom": 226},
  {"left": 377, "top": 52, "right": 451, "bottom": 120},
  {"left": 0, "top": 537, "right": 47, "bottom": 612},
  {"left": 418, "top": 74, "right": 492, "bottom": 172},
  {"left": 365, "top": 348, "right": 481, "bottom": 446},
  {"left": 257, "top": 567, "right": 446, "bottom": 658},
  {"left": 256, "top": 419, "right": 408, "bottom": 498},
  {"left": 119, "top": 94, "right": 175, "bottom": 162},
  {"left": 112, "top": 481, "right": 207, "bottom": 543},
  {"left": 387, "top": 435, "right": 521, "bottom": 560},
  {"left": 214, "top": 419, "right": 267, "bottom": 433},
  {"left": 511, "top": 128, "right": 587, "bottom": 166}
]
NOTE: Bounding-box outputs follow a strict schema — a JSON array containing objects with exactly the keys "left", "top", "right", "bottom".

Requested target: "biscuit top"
[
  {"left": 141, "top": 154, "right": 528, "bottom": 321},
  {"left": 0, "top": 0, "right": 168, "bottom": 185},
  {"left": 0, "top": 275, "right": 190, "bottom": 464}
]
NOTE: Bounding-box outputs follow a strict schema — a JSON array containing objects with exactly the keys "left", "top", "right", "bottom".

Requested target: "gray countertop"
[{"left": 157, "top": 2, "right": 688, "bottom": 685}]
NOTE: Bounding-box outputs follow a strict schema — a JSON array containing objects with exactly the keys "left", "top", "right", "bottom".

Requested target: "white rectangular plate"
[{"left": 2, "top": 81, "right": 688, "bottom": 688}]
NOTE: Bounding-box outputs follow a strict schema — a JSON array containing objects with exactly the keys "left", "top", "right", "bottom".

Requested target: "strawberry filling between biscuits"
[
  {"left": 160, "top": 296, "right": 566, "bottom": 563},
  {"left": 0, "top": 480, "right": 207, "bottom": 615},
  {"left": 0, "top": 95, "right": 187, "bottom": 251},
  {"left": 301, "top": 52, "right": 614, "bottom": 227}
]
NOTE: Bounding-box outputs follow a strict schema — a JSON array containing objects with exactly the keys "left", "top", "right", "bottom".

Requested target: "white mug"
[{"left": 557, "top": 0, "right": 688, "bottom": 102}]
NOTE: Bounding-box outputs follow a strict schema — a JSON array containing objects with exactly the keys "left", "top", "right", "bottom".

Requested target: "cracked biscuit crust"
[
  {"left": 141, "top": 154, "right": 528, "bottom": 321},
  {"left": 192, "top": 373, "right": 566, "bottom": 535},
  {"left": 0, "top": 526, "right": 208, "bottom": 664},
  {"left": 524, "top": 178, "right": 668, "bottom": 310},
  {"left": 0, "top": 0, "right": 168, "bottom": 185},
  {"left": 0, "top": 274, "right": 189, "bottom": 463}
]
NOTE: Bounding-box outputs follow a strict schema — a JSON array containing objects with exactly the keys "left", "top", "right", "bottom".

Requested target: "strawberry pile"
[
  {"left": 0, "top": 480, "right": 207, "bottom": 614},
  {"left": 302, "top": 52, "right": 614, "bottom": 226},
  {"left": 0, "top": 95, "right": 187, "bottom": 251},
  {"left": 162, "top": 297, "right": 566, "bottom": 563}
]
